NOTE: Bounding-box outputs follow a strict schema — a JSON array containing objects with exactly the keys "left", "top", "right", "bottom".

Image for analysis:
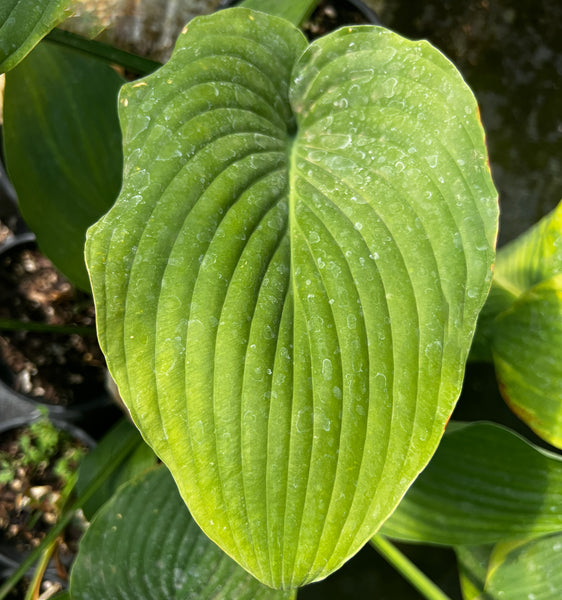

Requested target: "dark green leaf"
[
  {"left": 70, "top": 466, "right": 295, "bottom": 600},
  {"left": 3, "top": 41, "right": 123, "bottom": 291},
  {"left": 382, "top": 422, "right": 562, "bottom": 545}
]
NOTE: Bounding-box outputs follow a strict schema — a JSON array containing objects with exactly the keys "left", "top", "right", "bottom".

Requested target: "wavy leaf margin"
[{"left": 86, "top": 7, "right": 498, "bottom": 588}]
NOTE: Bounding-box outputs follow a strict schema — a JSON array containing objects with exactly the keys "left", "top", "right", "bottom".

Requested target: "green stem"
[
  {"left": 0, "top": 435, "right": 139, "bottom": 600},
  {"left": 24, "top": 472, "right": 79, "bottom": 600},
  {"left": 0, "top": 319, "right": 96, "bottom": 336},
  {"left": 24, "top": 535, "right": 58, "bottom": 600},
  {"left": 370, "top": 535, "right": 452, "bottom": 600},
  {"left": 45, "top": 29, "right": 161, "bottom": 76}
]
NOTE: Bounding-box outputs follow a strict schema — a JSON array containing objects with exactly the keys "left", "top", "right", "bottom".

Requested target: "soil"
[
  {"left": 0, "top": 420, "right": 88, "bottom": 597},
  {"left": 0, "top": 221, "right": 106, "bottom": 407},
  {"left": 0, "top": 422, "right": 85, "bottom": 550}
]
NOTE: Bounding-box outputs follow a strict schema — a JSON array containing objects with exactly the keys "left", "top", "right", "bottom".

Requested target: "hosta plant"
[
  {"left": 85, "top": 4, "right": 497, "bottom": 590},
  {"left": 2, "top": 0, "right": 562, "bottom": 599}
]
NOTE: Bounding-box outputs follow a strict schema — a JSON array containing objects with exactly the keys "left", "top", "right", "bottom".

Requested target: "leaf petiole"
[
  {"left": 0, "top": 319, "right": 96, "bottom": 336},
  {"left": 370, "top": 535, "right": 453, "bottom": 600},
  {"left": 45, "top": 29, "right": 161, "bottom": 75}
]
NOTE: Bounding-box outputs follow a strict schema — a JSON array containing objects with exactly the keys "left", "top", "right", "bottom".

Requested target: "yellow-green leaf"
[
  {"left": 471, "top": 201, "right": 562, "bottom": 445},
  {"left": 493, "top": 275, "right": 562, "bottom": 448},
  {"left": 86, "top": 8, "right": 497, "bottom": 588},
  {"left": 494, "top": 201, "right": 562, "bottom": 295}
]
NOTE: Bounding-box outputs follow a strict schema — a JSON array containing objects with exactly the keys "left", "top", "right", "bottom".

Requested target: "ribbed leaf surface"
[
  {"left": 485, "top": 535, "right": 562, "bottom": 599},
  {"left": 70, "top": 466, "right": 294, "bottom": 600},
  {"left": 382, "top": 422, "right": 562, "bottom": 545},
  {"left": 0, "top": 0, "right": 73, "bottom": 73},
  {"left": 86, "top": 8, "right": 497, "bottom": 588},
  {"left": 3, "top": 41, "right": 123, "bottom": 291},
  {"left": 457, "top": 535, "right": 562, "bottom": 600}
]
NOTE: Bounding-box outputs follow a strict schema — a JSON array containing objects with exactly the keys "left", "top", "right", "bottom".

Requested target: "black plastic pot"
[
  {"left": 0, "top": 128, "right": 27, "bottom": 236},
  {"left": 0, "top": 377, "right": 39, "bottom": 435}
]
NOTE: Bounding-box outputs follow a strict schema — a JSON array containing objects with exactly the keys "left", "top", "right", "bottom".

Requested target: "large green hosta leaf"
[
  {"left": 382, "top": 422, "right": 562, "bottom": 545},
  {"left": 3, "top": 41, "right": 123, "bottom": 291},
  {"left": 0, "top": 0, "right": 73, "bottom": 73},
  {"left": 86, "top": 7, "right": 497, "bottom": 588},
  {"left": 492, "top": 202, "right": 562, "bottom": 447},
  {"left": 71, "top": 466, "right": 294, "bottom": 600}
]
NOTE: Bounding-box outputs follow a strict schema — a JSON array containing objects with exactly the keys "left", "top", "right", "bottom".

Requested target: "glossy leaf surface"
[
  {"left": 0, "top": 0, "right": 73, "bottom": 73},
  {"left": 86, "top": 8, "right": 497, "bottom": 587},
  {"left": 494, "top": 200, "right": 562, "bottom": 293},
  {"left": 471, "top": 201, "right": 562, "bottom": 363},
  {"left": 3, "top": 41, "right": 123, "bottom": 291},
  {"left": 382, "top": 422, "right": 562, "bottom": 545},
  {"left": 472, "top": 201, "right": 562, "bottom": 445},
  {"left": 71, "top": 466, "right": 294, "bottom": 600},
  {"left": 457, "top": 535, "right": 562, "bottom": 600},
  {"left": 493, "top": 275, "right": 562, "bottom": 447}
]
